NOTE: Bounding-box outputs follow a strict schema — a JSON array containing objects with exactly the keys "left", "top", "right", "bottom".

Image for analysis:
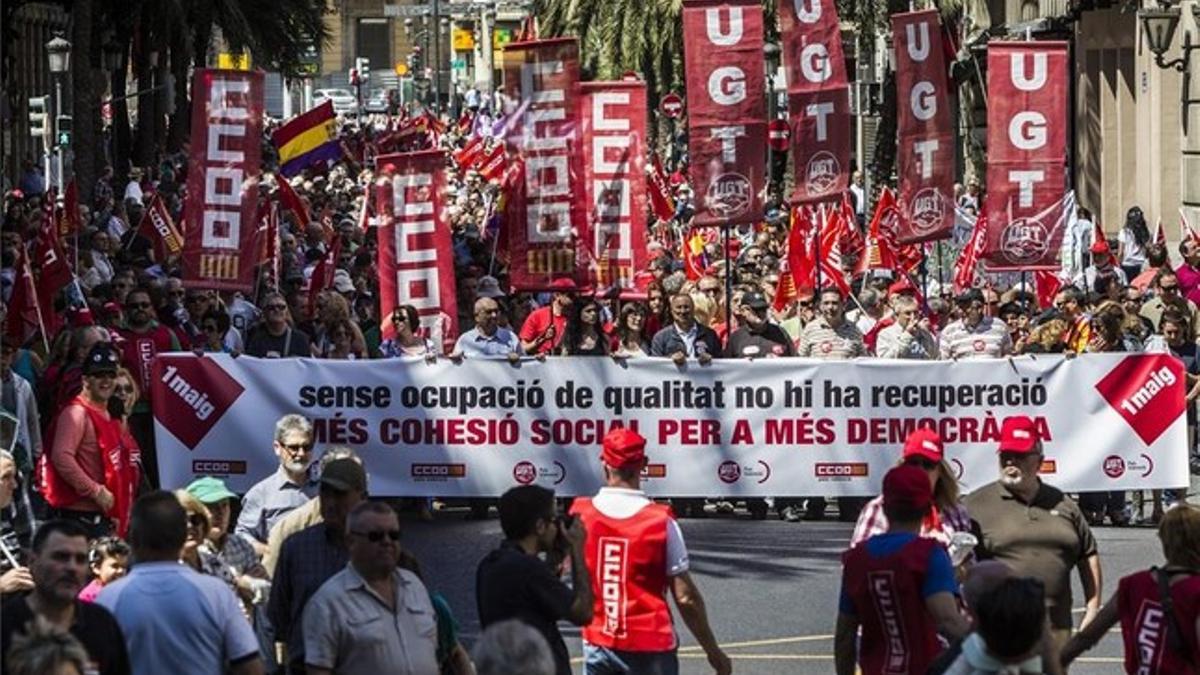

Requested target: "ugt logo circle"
[
  {"left": 805, "top": 151, "right": 840, "bottom": 196},
  {"left": 705, "top": 173, "right": 751, "bottom": 218},
  {"left": 512, "top": 461, "right": 537, "bottom": 485},
  {"left": 717, "top": 461, "right": 741, "bottom": 484},
  {"left": 999, "top": 217, "right": 1050, "bottom": 265},
  {"left": 909, "top": 188, "right": 945, "bottom": 235},
  {"left": 1102, "top": 455, "right": 1126, "bottom": 479}
]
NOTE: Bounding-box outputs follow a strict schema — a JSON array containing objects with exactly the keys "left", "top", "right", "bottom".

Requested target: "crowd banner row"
[
  {"left": 374, "top": 150, "right": 459, "bottom": 352},
  {"left": 682, "top": 0, "right": 767, "bottom": 225},
  {"left": 779, "top": 0, "right": 851, "bottom": 205},
  {"left": 890, "top": 10, "right": 955, "bottom": 244},
  {"left": 500, "top": 38, "right": 591, "bottom": 290},
  {"left": 152, "top": 353, "right": 1189, "bottom": 497},
  {"left": 982, "top": 42, "right": 1070, "bottom": 271},
  {"left": 183, "top": 69, "right": 264, "bottom": 293}
]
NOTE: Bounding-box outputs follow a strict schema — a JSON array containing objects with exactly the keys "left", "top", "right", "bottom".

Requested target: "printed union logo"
[
  {"left": 642, "top": 464, "right": 668, "bottom": 479},
  {"left": 512, "top": 461, "right": 537, "bottom": 485},
  {"left": 717, "top": 461, "right": 741, "bottom": 484},
  {"left": 999, "top": 217, "right": 1050, "bottom": 265},
  {"left": 411, "top": 464, "right": 466, "bottom": 481},
  {"left": 706, "top": 173, "right": 751, "bottom": 218},
  {"left": 1094, "top": 355, "right": 1185, "bottom": 445},
  {"left": 805, "top": 151, "right": 840, "bottom": 196},
  {"left": 1103, "top": 455, "right": 1126, "bottom": 479},
  {"left": 191, "top": 460, "right": 247, "bottom": 475},
  {"left": 909, "top": 188, "right": 945, "bottom": 235},
  {"left": 152, "top": 357, "right": 245, "bottom": 450},
  {"left": 814, "top": 462, "right": 869, "bottom": 479}
]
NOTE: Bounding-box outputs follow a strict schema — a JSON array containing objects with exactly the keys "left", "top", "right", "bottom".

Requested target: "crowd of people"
[{"left": 0, "top": 99, "right": 1199, "bottom": 673}]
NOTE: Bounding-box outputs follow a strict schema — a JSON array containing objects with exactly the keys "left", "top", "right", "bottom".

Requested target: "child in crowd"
[{"left": 77, "top": 537, "right": 130, "bottom": 603}]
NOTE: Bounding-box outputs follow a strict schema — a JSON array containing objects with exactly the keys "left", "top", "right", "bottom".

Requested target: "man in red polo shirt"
[
  {"left": 835, "top": 464, "right": 970, "bottom": 675},
  {"left": 519, "top": 280, "right": 574, "bottom": 355},
  {"left": 570, "top": 428, "right": 730, "bottom": 675}
]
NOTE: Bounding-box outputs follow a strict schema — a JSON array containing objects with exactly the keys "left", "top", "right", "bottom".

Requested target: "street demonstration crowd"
[{"left": 1, "top": 100, "right": 1200, "bottom": 675}]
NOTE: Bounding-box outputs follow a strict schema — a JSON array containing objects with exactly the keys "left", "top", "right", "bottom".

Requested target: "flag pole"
[
  {"left": 936, "top": 241, "right": 945, "bottom": 286},
  {"left": 814, "top": 206, "right": 823, "bottom": 292},
  {"left": 724, "top": 222, "right": 733, "bottom": 332}
]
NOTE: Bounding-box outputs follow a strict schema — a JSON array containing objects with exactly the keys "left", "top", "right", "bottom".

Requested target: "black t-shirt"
[
  {"left": 726, "top": 323, "right": 795, "bottom": 358},
  {"left": 476, "top": 541, "right": 576, "bottom": 675},
  {"left": 1, "top": 595, "right": 131, "bottom": 675},
  {"left": 244, "top": 326, "right": 312, "bottom": 358}
]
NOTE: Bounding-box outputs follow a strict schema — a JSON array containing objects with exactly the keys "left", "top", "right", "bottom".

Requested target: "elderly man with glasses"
[
  {"left": 236, "top": 414, "right": 320, "bottom": 558},
  {"left": 1140, "top": 269, "right": 1200, "bottom": 339}
]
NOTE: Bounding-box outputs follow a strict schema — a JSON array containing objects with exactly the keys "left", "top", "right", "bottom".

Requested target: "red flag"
[
  {"left": 275, "top": 177, "right": 311, "bottom": 228},
  {"left": 839, "top": 191, "right": 865, "bottom": 257},
  {"left": 647, "top": 153, "right": 676, "bottom": 222},
  {"left": 772, "top": 269, "right": 797, "bottom": 313},
  {"left": 779, "top": 0, "right": 852, "bottom": 205},
  {"left": 259, "top": 203, "right": 280, "bottom": 290},
  {"left": 683, "top": 0, "right": 766, "bottom": 223},
  {"left": 981, "top": 42, "right": 1069, "bottom": 271},
  {"left": 682, "top": 228, "right": 707, "bottom": 281},
  {"left": 1092, "top": 218, "right": 1105, "bottom": 249},
  {"left": 1153, "top": 217, "right": 1166, "bottom": 246},
  {"left": 818, "top": 205, "right": 850, "bottom": 294},
  {"left": 36, "top": 212, "right": 73, "bottom": 297},
  {"left": 137, "top": 194, "right": 185, "bottom": 261},
  {"left": 856, "top": 188, "right": 898, "bottom": 276},
  {"left": 59, "top": 179, "right": 79, "bottom": 238},
  {"left": 454, "top": 135, "right": 485, "bottom": 170},
  {"left": 787, "top": 206, "right": 817, "bottom": 292},
  {"left": 953, "top": 208, "right": 988, "bottom": 292},
  {"left": 476, "top": 143, "right": 507, "bottom": 182},
  {"left": 1034, "top": 269, "right": 1063, "bottom": 310},
  {"left": 307, "top": 234, "right": 341, "bottom": 315}
]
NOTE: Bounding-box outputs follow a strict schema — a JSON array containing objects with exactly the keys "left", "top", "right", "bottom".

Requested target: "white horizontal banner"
[{"left": 151, "top": 353, "right": 1189, "bottom": 497}]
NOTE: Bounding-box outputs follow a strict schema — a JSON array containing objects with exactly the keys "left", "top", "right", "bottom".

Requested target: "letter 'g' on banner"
[
  {"left": 375, "top": 150, "right": 460, "bottom": 353},
  {"left": 982, "top": 42, "right": 1069, "bottom": 271},
  {"left": 183, "top": 69, "right": 265, "bottom": 292},
  {"left": 683, "top": 0, "right": 767, "bottom": 225}
]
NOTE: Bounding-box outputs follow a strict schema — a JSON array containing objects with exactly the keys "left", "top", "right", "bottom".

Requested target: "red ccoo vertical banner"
[
  {"left": 183, "top": 69, "right": 264, "bottom": 292},
  {"left": 580, "top": 81, "right": 648, "bottom": 292},
  {"left": 982, "top": 42, "right": 1070, "bottom": 271},
  {"left": 375, "top": 150, "right": 459, "bottom": 353},
  {"left": 683, "top": 0, "right": 767, "bottom": 225},
  {"left": 892, "top": 11, "right": 955, "bottom": 244},
  {"left": 501, "top": 38, "right": 590, "bottom": 290},
  {"left": 778, "top": 0, "right": 851, "bottom": 204}
]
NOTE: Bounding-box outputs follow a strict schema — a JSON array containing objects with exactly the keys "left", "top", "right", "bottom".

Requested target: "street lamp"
[
  {"left": 101, "top": 39, "right": 123, "bottom": 74},
  {"left": 1139, "top": 5, "right": 1199, "bottom": 72},
  {"left": 46, "top": 35, "right": 70, "bottom": 191}
]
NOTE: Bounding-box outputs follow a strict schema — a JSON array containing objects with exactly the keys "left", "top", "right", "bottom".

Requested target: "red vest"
[
  {"left": 570, "top": 497, "right": 676, "bottom": 652},
  {"left": 842, "top": 536, "right": 941, "bottom": 675},
  {"left": 116, "top": 323, "right": 176, "bottom": 394},
  {"left": 1118, "top": 569, "right": 1200, "bottom": 674}
]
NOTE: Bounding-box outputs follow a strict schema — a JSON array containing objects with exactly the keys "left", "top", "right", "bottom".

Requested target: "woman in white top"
[
  {"left": 379, "top": 304, "right": 437, "bottom": 360},
  {"left": 612, "top": 303, "right": 650, "bottom": 358},
  {"left": 1117, "top": 205, "right": 1150, "bottom": 282}
]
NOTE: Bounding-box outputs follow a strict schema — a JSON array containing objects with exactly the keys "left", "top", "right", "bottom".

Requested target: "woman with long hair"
[
  {"left": 850, "top": 428, "right": 973, "bottom": 564},
  {"left": 644, "top": 281, "right": 669, "bottom": 337},
  {"left": 1062, "top": 504, "right": 1200, "bottom": 673},
  {"left": 174, "top": 490, "right": 244, "bottom": 602},
  {"left": 559, "top": 297, "right": 609, "bottom": 356},
  {"left": 323, "top": 319, "right": 360, "bottom": 360},
  {"left": 311, "top": 291, "right": 367, "bottom": 358},
  {"left": 1118, "top": 205, "right": 1150, "bottom": 281},
  {"left": 612, "top": 303, "right": 650, "bottom": 357},
  {"left": 379, "top": 304, "right": 438, "bottom": 359}
]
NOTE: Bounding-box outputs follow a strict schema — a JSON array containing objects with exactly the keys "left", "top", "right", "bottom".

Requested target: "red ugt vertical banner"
[
  {"left": 779, "top": 0, "right": 851, "bottom": 204},
  {"left": 375, "top": 151, "right": 459, "bottom": 353},
  {"left": 501, "top": 38, "right": 590, "bottom": 290},
  {"left": 183, "top": 69, "right": 264, "bottom": 292},
  {"left": 982, "top": 42, "right": 1069, "bottom": 271},
  {"left": 892, "top": 11, "right": 955, "bottom": 244},
  {"left": 580, "top": 81, "right": 648, "bottom": 292},
  {"left": 683, "top": 0, "right": 767, "bottom": 225}
]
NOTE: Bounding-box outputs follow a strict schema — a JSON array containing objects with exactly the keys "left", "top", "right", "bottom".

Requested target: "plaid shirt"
[
  {"left": 267, "top": 523, "right": 349, "bottom": 672},
  {"left": 849, "top": 495, "right": 973, "bottom": 553},
  {"left": 213, "top": 532, "right": 265, "bottom": 579}
]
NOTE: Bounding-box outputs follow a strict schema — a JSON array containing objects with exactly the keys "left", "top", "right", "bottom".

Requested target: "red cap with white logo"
[{"left": 998, "top": 416, "right": 1040, "bottom": 454}]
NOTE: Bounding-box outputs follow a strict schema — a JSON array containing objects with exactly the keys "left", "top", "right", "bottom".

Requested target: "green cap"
[{"left": 186, "top": 476, "right": 238, "bottom": 504}]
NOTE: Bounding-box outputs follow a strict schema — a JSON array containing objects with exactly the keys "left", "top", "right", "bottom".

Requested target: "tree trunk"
[
  {"left": 111, "top": 34, "right": 132, "bottom": 177},
  {"left": 71, "top": 0, "right": 99, "bottom": 206},
  {"left": 165, "top": 22, "right": 191, "bottom": 153},
  {"left": 131, "top": 29, "right": 153, "bottom": 168}
]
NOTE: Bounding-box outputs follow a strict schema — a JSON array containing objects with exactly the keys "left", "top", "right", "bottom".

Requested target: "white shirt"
[
  {"left": 593, "top": 487, "right": 689, "bottom": 576},
  {"left": 674, "top": 323, "right": 699, "bottom": 358}
]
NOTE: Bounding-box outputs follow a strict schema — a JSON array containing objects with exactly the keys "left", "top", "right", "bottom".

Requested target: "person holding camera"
[{"left": 476, "top": 485, "right": 593, "bottom": 675}]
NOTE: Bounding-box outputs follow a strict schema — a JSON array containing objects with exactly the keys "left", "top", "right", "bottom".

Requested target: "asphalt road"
[{"left": 401, "top": 507, "right": 1154, "bottom": 674}]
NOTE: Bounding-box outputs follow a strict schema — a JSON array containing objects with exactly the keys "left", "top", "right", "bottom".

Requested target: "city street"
[{"left": 404, "top": 508, "right": 1148, "bottom": 674}]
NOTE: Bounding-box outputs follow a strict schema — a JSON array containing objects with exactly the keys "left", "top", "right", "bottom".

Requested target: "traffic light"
[
  {"left": 27, "top": 96, "right": 49, "bottom": 146},
  {"left": 56, "top": 115, "right": 71, "bottom": 147},
  {"left": 355, "top": 57, "right": 370, "bottom": 83}
]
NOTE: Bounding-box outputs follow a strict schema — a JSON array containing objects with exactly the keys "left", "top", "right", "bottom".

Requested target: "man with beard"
[
  {"left": 236, "top": 415, "right": 320, "bottom": 557},
  {"left": 113, "top": 287, "right": 180, "bottom": 487},
  {"left": 725, "top": 292, "right": 793, "bottom": 358},
  {"left": 1, "top": 520, "right": 130, "bottom": 675},
  {"left": 965, "top": 416, "right": 1103, "bottom": 650}
]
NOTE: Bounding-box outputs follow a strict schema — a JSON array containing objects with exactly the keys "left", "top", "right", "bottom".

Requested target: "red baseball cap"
[
  {"left": 601, "top": 427, "right": 647, "bottom": 469},
  {"left": 902, "top": 428, "right": 944, "bottom": 463},
  {"left": 998, "top": 416, "right": 1040, "bottom": 454},
  {"left": 882, "top": 465, "right": 933, "bottom": 512},
  {"left": 888, "top": 278, "right": 917, "bottom": 296}
]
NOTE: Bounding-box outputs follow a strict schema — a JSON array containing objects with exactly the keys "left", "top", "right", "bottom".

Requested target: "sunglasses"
[
  {"left": 115, "top": 385, "right": 135, "bottom": 394},
  {"left": 280, "top": 442, "right": 312, "bottom": 453},
  {"left": 1161, "top": 284, "right": 1180, "bottom": 292},
  {"left": 352, "top": 529, "right": 401, "bottom": 543},
  {"left": 905, "top": 457, "right": 939, "bottom": 470}
]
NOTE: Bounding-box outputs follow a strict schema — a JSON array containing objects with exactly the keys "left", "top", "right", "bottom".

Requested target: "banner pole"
[
  {"left": 724, "top": 222, "right": 733, "bottom": 332},
  {"left": 936, "top": 240, "right": 945, "bottom": 286},
  {"left": 814, "top": 206, "right": 823, "bottom": 292},
  {"left": 921, "top": 246, "right": 929, "bottom": 299}
]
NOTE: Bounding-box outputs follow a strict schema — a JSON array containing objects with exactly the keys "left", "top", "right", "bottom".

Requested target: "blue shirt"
[
  {"left": 837, "top": 532, "right": 957, "bottom": 614},
  {"left": 454, "top": 327, "right": 522, "bottom": 357},
  {"left": 96, "top": 561, "right": 258, "bottom": 675}
]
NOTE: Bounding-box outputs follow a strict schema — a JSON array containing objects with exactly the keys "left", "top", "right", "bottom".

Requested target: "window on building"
[{"left": 1020, "top": 0, "right": 1040, "bottom": 21}]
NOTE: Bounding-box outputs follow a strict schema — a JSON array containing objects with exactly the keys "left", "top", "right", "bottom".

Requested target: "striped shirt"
[
  {"left": 938, "top": 317, "right": 1012, "bottom": 360},
  {"left": 796, "top": 317, "right": 866, "bottom": 360}
]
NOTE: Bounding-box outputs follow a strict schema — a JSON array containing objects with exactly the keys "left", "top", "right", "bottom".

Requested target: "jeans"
[{"left": 582, "top": 643, "right": 679, "bottom": 675}]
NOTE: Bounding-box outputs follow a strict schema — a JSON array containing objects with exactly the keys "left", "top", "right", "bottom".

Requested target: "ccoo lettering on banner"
[
  {"left": 982, "top": 42, "right": 1069, "bottom": 271},
  {"left": 580, "top": 81, "right": 648, "bottom": 293},
  {"left": 375, "top": 150, "right": 459, "bottom": 353},
  {"left": 891, "top": 11, "right": 955, "bottom": 244},
  {"left": 501, "top": 38, "right": 590, "bottom": 290},
  {"left": 778, "top": 0, "right": 851, "bottom": 204},
  {"left": 183, "top": 69, "right": 264, "bottom": 292},
  {"left": 682, "top": 0, "right": 767, "bottom": 225}
]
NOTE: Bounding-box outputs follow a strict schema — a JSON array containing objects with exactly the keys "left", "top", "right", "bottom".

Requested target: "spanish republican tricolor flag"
[{"left": 273, "top": 101, "right": 342, "bottom": 177}]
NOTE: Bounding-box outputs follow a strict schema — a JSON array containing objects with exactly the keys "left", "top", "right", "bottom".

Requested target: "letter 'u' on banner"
[
  {"left": 682, "top": 0, "right": 767, "bottom": 225},
  {"left": 981, "top": 42, "right": 1070, "bottom": 271}
]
